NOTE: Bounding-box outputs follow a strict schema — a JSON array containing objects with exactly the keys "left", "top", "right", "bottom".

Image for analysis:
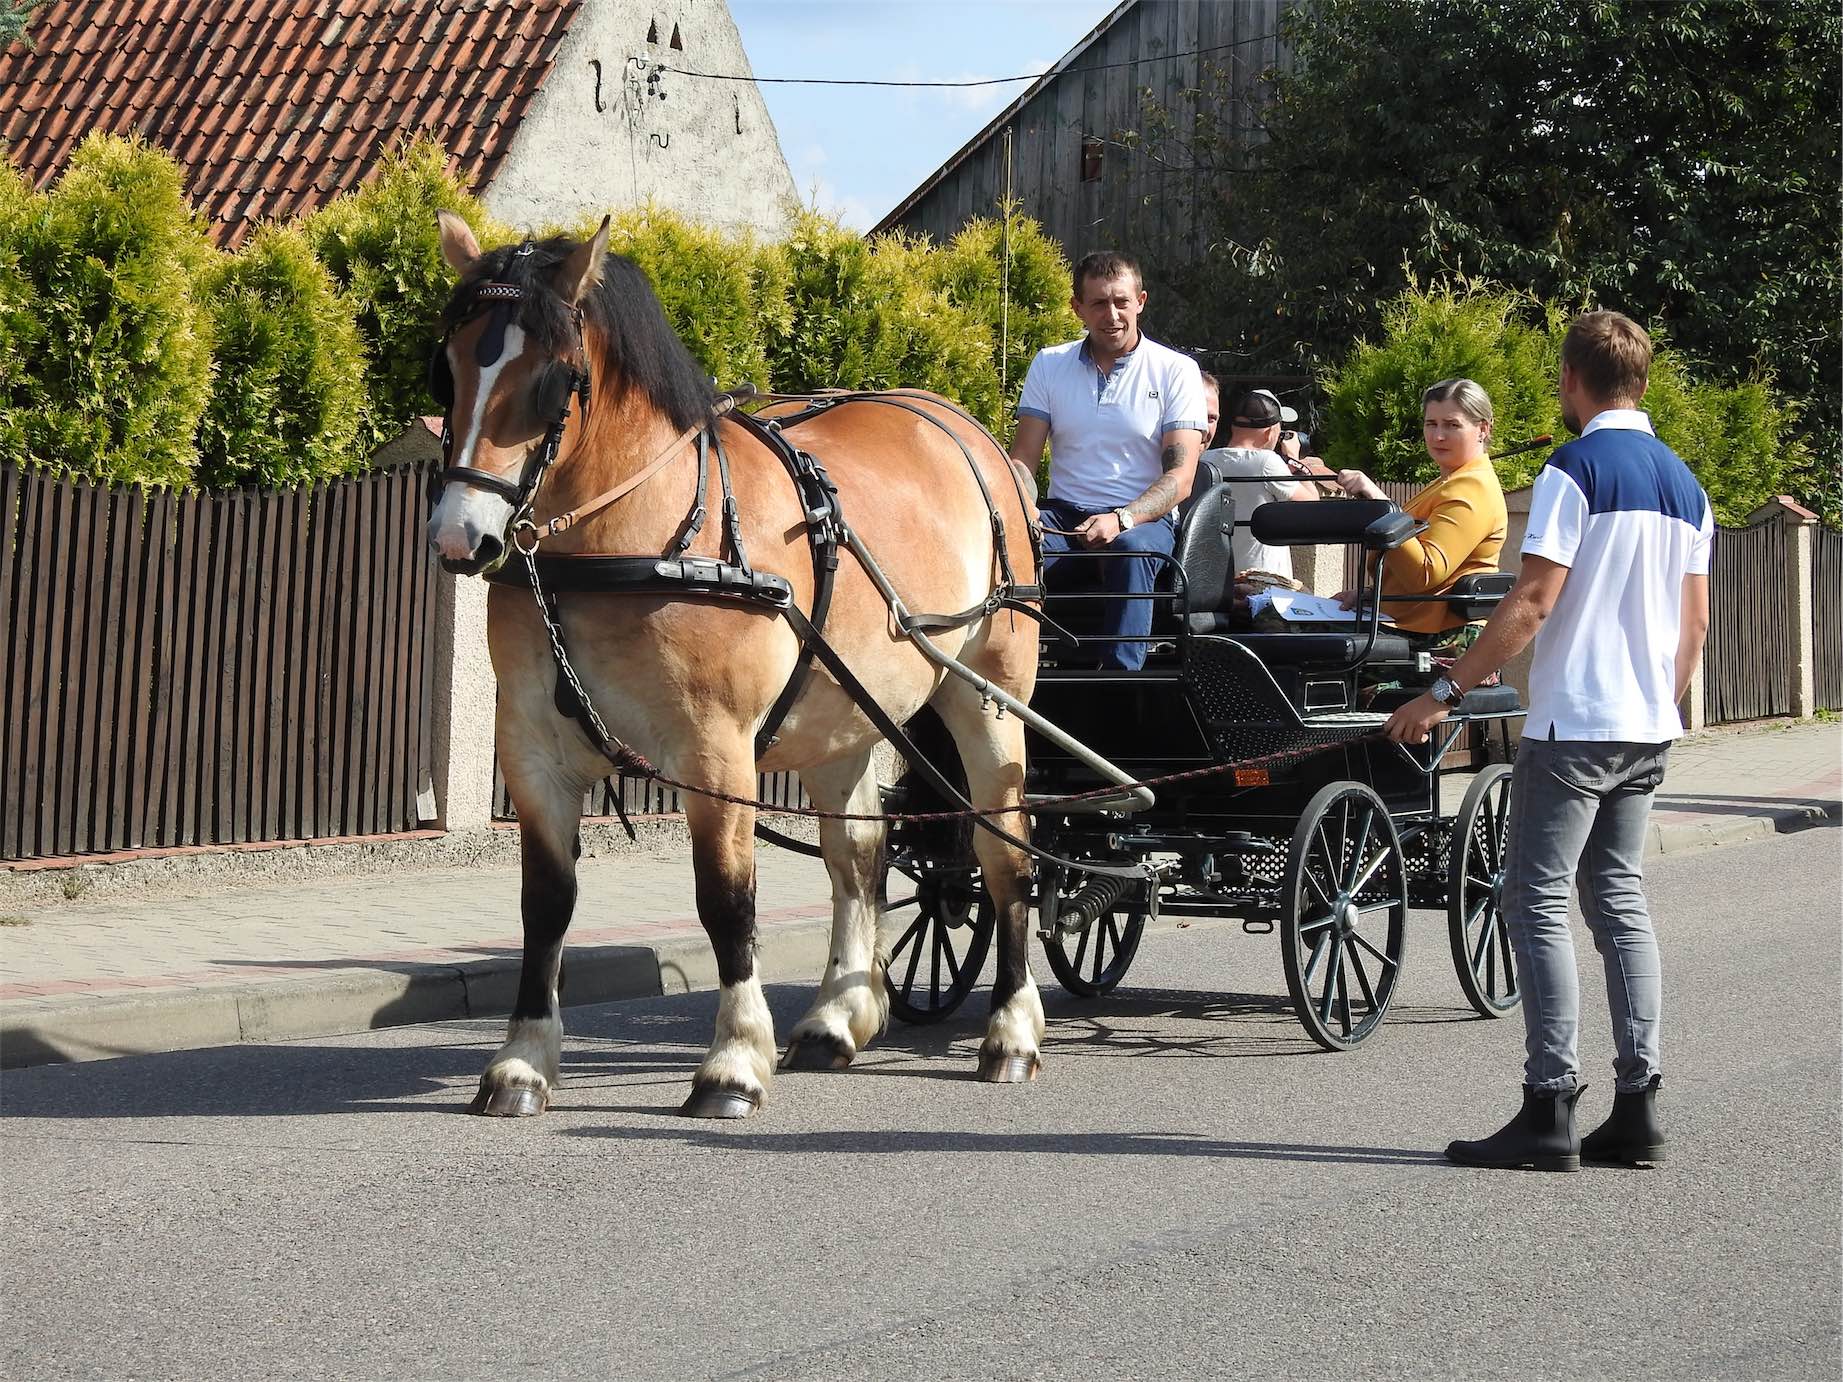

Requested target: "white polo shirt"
[
  {"left": 1017, "top": 335, "right": 1207, "bottom": 511},
  {"left": 1205, "top": 445, "right": 1303, "bottom": 575},
  {"left": 1521, "top": 410, "right": 1714, "bottom": 742}
]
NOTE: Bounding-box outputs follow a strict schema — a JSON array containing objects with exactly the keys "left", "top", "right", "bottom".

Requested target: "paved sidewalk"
[{"left": 2, "top": 720, "right": 1836, "bottom": 1070}]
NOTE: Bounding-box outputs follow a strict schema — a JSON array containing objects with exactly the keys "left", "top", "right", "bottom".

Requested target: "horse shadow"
[{"left": 0, "top": 978, "right": 1485, "bottom": 1136}]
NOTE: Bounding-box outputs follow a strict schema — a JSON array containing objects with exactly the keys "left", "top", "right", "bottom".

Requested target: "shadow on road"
[
  {"left": 555, "top": 1121, "right": 1447, "bottom": 1168},
  {"left": 0, "top": 977, "right": 1490, "bottom": 1124}
]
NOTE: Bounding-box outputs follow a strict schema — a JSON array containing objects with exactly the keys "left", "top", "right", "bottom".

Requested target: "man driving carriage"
[{"left": 1008, "top": 251, "right": 1208, "bottom": 671}]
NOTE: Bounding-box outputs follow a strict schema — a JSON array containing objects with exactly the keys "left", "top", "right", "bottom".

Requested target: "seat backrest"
[
  {"left": 1170, "top": 476, "right": 1236, "bottom": 614},
  {"left": 1445, "top": 570, "right": 1515, "bottom": 621},
  {"left": 1175, "top": 457, "right": 1223, "bottom": 527}
]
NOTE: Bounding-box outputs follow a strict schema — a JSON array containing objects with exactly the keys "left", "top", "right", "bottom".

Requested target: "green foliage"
[
  {"left": 305, "top": 139, "right": 503, "bottom": 454},
  {"left": 595, "top": 205, "right": 775, "bottom": 389},
  {"left": 0, "top": 0, "right": 46, "bottom": 49},
  {"left": 194, "top": 225, "right": 369, "bottom": 488},
  {"left": 1320, "top": 280, "right": 1564, "bottom": 491},
  {"left": 1136, "top": 0, "right": 1841, "bottom": 513},
  {"left": 919, "top": 205, "right": 1081, "bottom": 435},
  {"left": 768, "top": 210, "right": 1001, "bottom": 430},
  {"left": 0, "top": 133, "right": 214, "bottom": 487},
  {"left": 1320, "top": 279, "right": 1807, "bottom": 522}
]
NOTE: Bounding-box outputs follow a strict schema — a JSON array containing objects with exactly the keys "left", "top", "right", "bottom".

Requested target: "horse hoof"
[
  {"left": 977, "top": 1052, "right": 1041, "bottom": 1084},
  {"left": 681, "top": 1085, "right": 762, "bottom": 1120},
  {"left": 469, "top": 1083, "right": 549, "bottom": 1118},
  {"left": 780, "top": 1034, "right": 853, "bottom": 1071}
]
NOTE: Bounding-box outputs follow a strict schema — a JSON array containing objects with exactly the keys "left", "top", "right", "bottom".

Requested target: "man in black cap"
[{"left": 1202, "top": 388, "right": 1325, "bottom": 578}]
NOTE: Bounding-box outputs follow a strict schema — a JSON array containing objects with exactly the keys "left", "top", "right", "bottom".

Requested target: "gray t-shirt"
[{"left": 1204, "top": 446, "right": 1301, "bottom": 576}]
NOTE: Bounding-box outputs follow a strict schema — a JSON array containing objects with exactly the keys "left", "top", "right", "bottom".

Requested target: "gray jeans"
[{"left": 1504, "top": 737, "right": 1671, "bottom": 1093}]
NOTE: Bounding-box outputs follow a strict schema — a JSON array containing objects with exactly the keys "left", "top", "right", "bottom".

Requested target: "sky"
[{"left": 727, "top": 0, "right": 1120, "bottom": 229}]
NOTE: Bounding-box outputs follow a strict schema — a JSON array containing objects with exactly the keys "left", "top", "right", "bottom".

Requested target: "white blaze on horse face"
[{"left": 427, "top": 323, "right": 526, "bottom": 562}]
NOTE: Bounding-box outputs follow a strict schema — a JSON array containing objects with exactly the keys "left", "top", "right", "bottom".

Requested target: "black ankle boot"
[
  {"left": 1445, "top": 1084, "right": 1585, "bottom": 1171},
  {"left": 1582, "top": 1075, "right": 1666, "bottom": 1167}
]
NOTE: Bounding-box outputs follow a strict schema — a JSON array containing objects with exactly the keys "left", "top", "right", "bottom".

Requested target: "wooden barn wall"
[{"left": 886, "top": 0, "right": 1291, "bottom": 293}]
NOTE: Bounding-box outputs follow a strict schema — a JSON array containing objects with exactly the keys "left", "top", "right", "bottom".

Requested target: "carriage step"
[{"left": 1242, "top": 919, "right": 1275, "bottom": 935}]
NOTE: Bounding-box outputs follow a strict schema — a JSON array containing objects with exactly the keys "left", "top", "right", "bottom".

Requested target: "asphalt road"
[{"left": 3, "top": 828, "right": 1838, "bottom": 1381}]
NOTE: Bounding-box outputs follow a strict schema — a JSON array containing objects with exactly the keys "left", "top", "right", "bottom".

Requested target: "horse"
[{"left": 424, "top": 211, "right": 1045, "bottom": 1118}]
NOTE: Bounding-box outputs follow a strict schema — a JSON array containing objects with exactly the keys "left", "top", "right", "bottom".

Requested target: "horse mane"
[{"left": 444, "top": 234, "right": 715, "bottom": 432}]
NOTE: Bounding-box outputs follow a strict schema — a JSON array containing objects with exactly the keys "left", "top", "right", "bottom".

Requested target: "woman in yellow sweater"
[{"left": 1334, "top": 378, "right": 1508, "bottom": 654}]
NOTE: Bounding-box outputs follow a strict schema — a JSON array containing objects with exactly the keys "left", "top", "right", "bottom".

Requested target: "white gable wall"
[{"left": 483, "top": 0, "right": 797, "bottom": 237}]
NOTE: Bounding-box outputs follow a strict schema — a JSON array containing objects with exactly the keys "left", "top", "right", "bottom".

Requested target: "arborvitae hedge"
[
  {"left": 304, "top": 139, "right": 501, "bottom": 458},
  {"left": 0, "top": 133, "right": 215, "bottom": 487},
  {"left": 196, "top": 225, "right": 369, "bottom": 488},
  {"left": 1, "top": 136, "right": 1080, "bottom": 488}
]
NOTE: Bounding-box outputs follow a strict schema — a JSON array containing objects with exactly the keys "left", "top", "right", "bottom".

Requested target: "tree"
[
  {"left": 0, "top": 0, "right": 46, "bottom": 50},
  {"left": 1139, "top": 0, "right": 1840, "bottom": 514}
]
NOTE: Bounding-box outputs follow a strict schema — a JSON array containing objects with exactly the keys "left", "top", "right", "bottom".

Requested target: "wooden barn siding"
[
  {"left": 0, "top": 462, "right": 439, "bottom": 861},
  {"left": 888, "top": 0, "right": 1290, "bottom": 285}
]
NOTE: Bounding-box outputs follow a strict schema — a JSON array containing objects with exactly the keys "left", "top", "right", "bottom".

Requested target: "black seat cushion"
[
  {"left": 1365, "top": 683, "right": 1525, "bottom": 714},
  {"left": 1169, "top": 475, "right": 1235, "bottom": 615}
]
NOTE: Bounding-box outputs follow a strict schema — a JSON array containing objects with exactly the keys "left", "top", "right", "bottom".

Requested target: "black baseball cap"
[{"left": 1231, "top": 388, "right": 1299, "bottom": 428}]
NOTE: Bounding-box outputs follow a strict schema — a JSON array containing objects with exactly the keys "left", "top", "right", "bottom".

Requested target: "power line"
[{"left": 642, "top": 33, "right": 1281, "bottom": 89}]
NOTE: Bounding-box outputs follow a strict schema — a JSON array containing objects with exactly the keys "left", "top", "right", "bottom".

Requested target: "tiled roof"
[{"left": 0, "top": 0, "right": 583, "bottom": 245}]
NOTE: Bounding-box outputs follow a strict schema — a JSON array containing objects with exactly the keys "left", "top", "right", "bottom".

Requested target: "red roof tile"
[{"left": 1, "top": 0, "right": 584, "bottom": 246}]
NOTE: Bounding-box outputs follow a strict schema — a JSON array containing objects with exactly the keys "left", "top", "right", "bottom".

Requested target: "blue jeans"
[
  {"left": 1038, "top": 499, "right": 1175, "bottom": 672},
  {"left": 1504, "top": 738, "right": 1671, "bottom": 1093}
]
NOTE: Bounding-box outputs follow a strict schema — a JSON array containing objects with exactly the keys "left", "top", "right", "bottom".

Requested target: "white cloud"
[{"left": 799, "top": 173, "right": 876, "bottom": 231}]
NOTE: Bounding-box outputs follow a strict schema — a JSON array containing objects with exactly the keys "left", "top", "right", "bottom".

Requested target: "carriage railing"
[{"left": 1037, "top": 548, "right": 1189, "bottom": 661}]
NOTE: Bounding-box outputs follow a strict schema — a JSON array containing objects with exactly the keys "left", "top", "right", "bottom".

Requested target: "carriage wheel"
[
  {"left": 1040, "top": 868, "right": 1146, "bottom": 997},
  {"left": 883, "top": 866, "right": 995, "bottom": 1024},
  {"left": 1281, "top": 782, "right": 1408, "bottom": 1051},
  {"left": 1447, "top": 764, "right": 1519, "bottom": 1016}
]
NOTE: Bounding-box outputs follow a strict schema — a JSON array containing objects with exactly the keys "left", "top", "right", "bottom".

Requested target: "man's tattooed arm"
[{"left": 1121, "top": 437, "right": 1200, "bottom": 522}]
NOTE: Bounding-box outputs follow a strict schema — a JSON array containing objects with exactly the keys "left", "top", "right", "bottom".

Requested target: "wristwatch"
[
  {"left": 1114, "top": 508, "right": 1136, "bottom": 531},
  {"left": 1430, "top": 675, "right": 1464, "bottom": 707}
]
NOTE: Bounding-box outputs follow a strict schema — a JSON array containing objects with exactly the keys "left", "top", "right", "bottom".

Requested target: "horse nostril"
[{"left": 475, "top": 533, "right": 504, "bottom": 569}]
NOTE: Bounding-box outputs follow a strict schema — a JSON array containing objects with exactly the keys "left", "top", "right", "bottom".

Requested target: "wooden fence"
[
  {"left": 1815, "top": 525, "right": 1843, "bottom": 712},
  {"left": 1704, "top": 516, "right": 1793, "bottom": 724},
  {"left": 0, "top": 462, "right": 439, "bottom": 861}
]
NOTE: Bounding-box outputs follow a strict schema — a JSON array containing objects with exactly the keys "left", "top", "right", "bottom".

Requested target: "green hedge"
[
  {"left": 304, "top": 139, "right": 503, "bottom": 458},
  {"left": 0, "top": 134, "right": 215, "bottom": 487},
  {"left": 1320, "top": 280, "right": 1807, "bottom": 522},
  {"left": 2, "top": 137, "right": 1079, "bottom": 489},
  {"left": 196, "top": 225, "right": 369, "bottom": 488}
]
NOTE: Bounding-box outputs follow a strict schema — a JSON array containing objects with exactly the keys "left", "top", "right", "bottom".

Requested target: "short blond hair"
[{"left": 1562, "top": 310, "right": 1652, "bottom": 404}]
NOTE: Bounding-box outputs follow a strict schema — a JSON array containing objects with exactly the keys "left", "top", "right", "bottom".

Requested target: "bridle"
[{"left": 427, "top": 252, "right": 593, "bottom": 548}]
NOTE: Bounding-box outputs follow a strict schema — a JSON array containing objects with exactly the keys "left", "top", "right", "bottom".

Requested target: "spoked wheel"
[
  {"left": 1448, "top": 763, "right": 1519, "bottom": 1016},
  {"left": 883, "top": 865, "right": 994, "bottom": 1024},
  {"left": 1040, "top": 866, "right": 1146, "bottom": 997},
  {"left": 1281, "top": 782, "right": 1408, "bottom": 1051}
]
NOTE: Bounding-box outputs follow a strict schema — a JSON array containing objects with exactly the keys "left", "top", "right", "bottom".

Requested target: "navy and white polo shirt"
[
  {"left": 1017, "top": 335, "right": 1206, "bottom": 512},
  {"left": 1521, "top": 410, "right": 1714, "bottom": 742}
]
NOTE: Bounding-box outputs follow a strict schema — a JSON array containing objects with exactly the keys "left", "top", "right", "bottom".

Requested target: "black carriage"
[{"left": 881, "top": 466, "right": 1526, "bottom": 1050}]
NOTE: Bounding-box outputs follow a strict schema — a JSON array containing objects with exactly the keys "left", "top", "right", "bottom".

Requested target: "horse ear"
[
  {"left": 437, "top": 211, "right": 482, "bottom": 274},
  {"left": 556, "top": 215, "right": 611, "bottom": 307}
]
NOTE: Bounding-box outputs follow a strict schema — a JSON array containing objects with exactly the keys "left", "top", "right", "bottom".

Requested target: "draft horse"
[{"left": 425, "top": 212, "right": 1044, "bottom": 1117}]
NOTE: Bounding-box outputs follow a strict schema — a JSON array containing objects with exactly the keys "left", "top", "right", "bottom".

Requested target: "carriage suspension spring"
[{"left": 1055, "top": 872, "right": 1133, "bottom": 935}]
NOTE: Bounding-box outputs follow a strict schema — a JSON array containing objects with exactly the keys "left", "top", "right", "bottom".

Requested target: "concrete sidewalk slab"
[{"left": 2, "top": 720, "right": 1836, "bottom": 1072}]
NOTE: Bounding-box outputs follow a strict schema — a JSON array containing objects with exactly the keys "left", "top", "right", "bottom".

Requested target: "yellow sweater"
[{"left": 1380, "top": 458, "right": 1507, "bottom": 635}]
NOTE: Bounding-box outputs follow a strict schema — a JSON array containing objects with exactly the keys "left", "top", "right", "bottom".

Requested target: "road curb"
[
  {"left": 4, "top": 802, "right": 1835, "bottom": 1073},
  {"left": 1648, "top": 799, "right": 1838, "bottom": 858},
  {"left": 0, "top": 917, "right": 835, "bottom": 1071}
]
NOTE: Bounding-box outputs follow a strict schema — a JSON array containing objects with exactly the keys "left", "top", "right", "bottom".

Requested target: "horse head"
[{"left": 425, "top": 212, "right": 608, "bottom": 576}]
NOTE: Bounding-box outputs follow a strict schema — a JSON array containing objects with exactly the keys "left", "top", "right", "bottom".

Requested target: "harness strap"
[
  {"left": 527, "top": 418, "right": 705, "bottom": 542},
  {"left": 668, "top": 429, "right": 711, "bottom": 557},
  {"left": 485, "top": 553, "right": 794, "bottom": 606},
  {"left": 729, "top": 409, "right": 844, "bottom": 755}
]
